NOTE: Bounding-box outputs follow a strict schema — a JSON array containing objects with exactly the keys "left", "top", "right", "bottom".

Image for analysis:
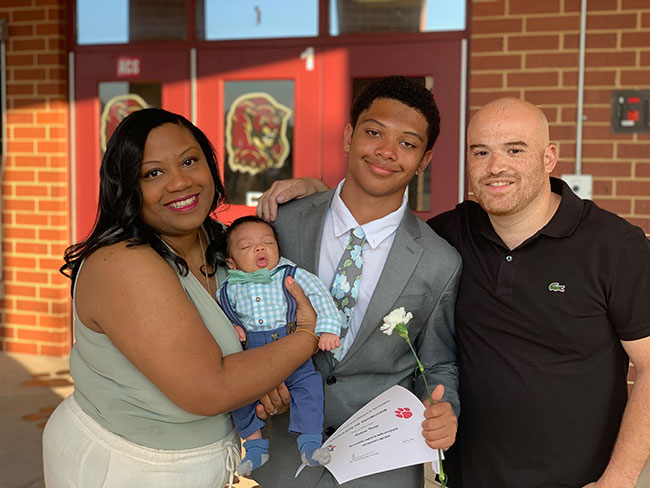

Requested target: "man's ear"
[
  {"left": 343, "top": 123, "right": 354, "bottom": 153},
  {"left": 415, "top": 148, "right": 433, "bottom": 175},
  {"left": 544, "top": 143, "right": 558, "bottom": 174},
  {"left": 225, "top": 257, "right": 237, "bottom": 270}
]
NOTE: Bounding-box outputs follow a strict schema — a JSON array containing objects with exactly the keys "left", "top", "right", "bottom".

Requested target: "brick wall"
[
  {"left": 0, "top": 0, "right": 71, "bottom": 355},
  {"left": 470, "top": 0, "right": 650, "bottom": 234}
]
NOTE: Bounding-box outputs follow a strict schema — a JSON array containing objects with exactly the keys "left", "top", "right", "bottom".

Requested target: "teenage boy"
[{"left": 254, "top": 76, "right": 462, "bottom": 488}]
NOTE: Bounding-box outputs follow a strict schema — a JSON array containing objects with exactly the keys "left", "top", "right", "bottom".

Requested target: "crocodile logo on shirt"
[{"left": 548, "top": 282, "right": 566, "bottom": 293}]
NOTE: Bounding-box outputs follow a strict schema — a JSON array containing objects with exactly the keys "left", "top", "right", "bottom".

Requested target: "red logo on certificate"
[{"left": 394, "top": 407, "right": 413, "bottom": 419}]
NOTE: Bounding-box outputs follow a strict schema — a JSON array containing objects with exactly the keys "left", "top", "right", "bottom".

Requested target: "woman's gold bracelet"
[{"left": 295, "top": 328, "right": 319, "bottom": 343}]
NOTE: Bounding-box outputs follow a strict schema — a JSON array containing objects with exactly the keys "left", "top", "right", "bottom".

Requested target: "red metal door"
[
  {"left": 321, "top": 40, "right": 464, "bottom": 219},
  {"left": 74, "top": 50, "right": 191, "bottom": 241},
  {"left": 196, "top": 45, "right": 321, "bottom": 224}
]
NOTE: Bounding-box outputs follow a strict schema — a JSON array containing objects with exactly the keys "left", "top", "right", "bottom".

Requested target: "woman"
[{"left": 42, "top": 108, "right": 319, "bottom": 487}]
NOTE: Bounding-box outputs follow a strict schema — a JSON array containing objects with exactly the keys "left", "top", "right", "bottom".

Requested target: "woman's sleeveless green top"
[{"left": 70, "top": 258, "right": 242, "bottom": 450}]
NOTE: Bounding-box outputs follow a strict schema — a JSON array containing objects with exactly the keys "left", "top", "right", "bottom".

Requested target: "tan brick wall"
[
  {"left": 470, "top": 0, "right": 650, "bottom": 234},
  {"left": 0, "top": 0, "right": 71, "bottom": 355}
]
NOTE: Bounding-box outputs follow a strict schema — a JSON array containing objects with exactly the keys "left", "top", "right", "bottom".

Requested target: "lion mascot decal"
[
  {"left": 226, "top": 92, "right": 292, "bottom": 175},
  {"left": 100, "top": 94, "right": 149, "bottom": 153}
]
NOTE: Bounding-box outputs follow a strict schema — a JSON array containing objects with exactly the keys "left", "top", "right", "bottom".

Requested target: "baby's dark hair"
[
  {"left": 350, "top": 75, "right": 440, "bottom": 152},
  {"left": 225, "top": 215, "right": 279, "bottom": 256}
]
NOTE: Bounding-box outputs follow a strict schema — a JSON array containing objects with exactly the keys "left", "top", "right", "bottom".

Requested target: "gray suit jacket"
[{"left": 255, "top": 189, "right": 461, "bottom": 488}]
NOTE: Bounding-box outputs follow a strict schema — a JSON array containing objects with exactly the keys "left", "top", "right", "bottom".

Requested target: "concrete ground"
[{"left": 0, "top": 352, "right": 647, "bottom": 488}]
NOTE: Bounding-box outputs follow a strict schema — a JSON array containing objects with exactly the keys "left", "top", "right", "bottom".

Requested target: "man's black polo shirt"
[{"left": 428, "top": 177, "right": 650, "bottom": 488}]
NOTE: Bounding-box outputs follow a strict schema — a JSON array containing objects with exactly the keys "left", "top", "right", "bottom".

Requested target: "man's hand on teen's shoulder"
[{"left": 256, "top": 178, "right": 329, "bottom": 222}]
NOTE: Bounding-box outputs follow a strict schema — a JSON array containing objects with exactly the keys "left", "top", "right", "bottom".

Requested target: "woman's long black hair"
[{"left": 60, "top": 108, "right": 228, "bottom": 292}]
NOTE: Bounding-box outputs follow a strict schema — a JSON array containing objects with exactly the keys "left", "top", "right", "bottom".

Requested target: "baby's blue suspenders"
[{"left": 219, "top": 266, "right": 298, "bottom": 349}]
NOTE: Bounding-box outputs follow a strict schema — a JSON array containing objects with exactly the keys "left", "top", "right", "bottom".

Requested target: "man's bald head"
[
  {"left": 466, "top": 97, "right": 558, "bottom": 221},
  {"left": 469, "top": 97, "right": 550, "bottom": 148}
]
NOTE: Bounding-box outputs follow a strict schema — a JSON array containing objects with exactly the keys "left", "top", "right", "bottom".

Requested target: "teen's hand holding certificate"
[
  {"left": 314, "top": 385, "right": 443, "bottom": 484},
  {"left": 293, "top": 307, "right": 455, "bottom": 485}
]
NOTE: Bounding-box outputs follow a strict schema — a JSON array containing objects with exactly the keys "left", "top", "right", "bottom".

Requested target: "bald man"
[
  {"left": 428, "top": 98, "right": 650, "bottom": 488},
  {"left": 257, "top": 98, "right": 650, "bottom": 487}
]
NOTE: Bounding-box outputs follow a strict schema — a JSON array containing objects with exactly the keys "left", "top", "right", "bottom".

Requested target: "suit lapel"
[
  {"left": 297, "top": 190, "right": 334, "bottom": 274},
  {"left": 337, "top": 211, "right": 423, "bottom": 366}
]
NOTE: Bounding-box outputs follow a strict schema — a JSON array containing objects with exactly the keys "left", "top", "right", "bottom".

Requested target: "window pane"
[
  {"left": 77, "top": 0, "right": 128, "bottom": 44},
  {"left": 77, "top": 0, "right": 185, "bottom": 45},
  {"left": 129, "top": 0, "right": 185, "bottom": 42},
  {"left": 330, "top": 0, "right": 465, "bottom": 36},
  {"left": 223, "top": 81, "right": 294, "bottom": 206},
  {"left": 352, "top": 77, "right": 432, "bottom": 212},
  {"left": 200, "top": 0, "right": 318, "bottom": 40},
  {"left": 98, "top": 81, "right": 161, "bottom": 153}
]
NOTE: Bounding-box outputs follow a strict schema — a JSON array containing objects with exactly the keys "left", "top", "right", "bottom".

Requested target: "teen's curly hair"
[
  {"left": 60, "top": 108, "right": 227, "bottom": 292},
  {"left": 350, "top": 75, "right": 441, "bottom": 152}
]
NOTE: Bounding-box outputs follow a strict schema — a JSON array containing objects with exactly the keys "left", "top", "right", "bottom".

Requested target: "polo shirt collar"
[
  {"left": 330, "top": 179, "right": 407, "bottom": 249},
  {"left": 538, "top": 177, "right": 583, "bottom": 238}
]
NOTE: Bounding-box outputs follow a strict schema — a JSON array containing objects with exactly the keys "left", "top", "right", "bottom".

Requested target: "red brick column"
[{"left": 0, "top": 0, "right": 71, "bottom": 355}]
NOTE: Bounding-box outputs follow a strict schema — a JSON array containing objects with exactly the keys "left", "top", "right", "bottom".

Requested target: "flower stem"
[{"left": 404, "top": 336, "right": 447, "bottom": 488}]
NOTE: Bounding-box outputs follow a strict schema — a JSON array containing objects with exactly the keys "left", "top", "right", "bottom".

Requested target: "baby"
[{"left": 218, "top": 215, "right": 341, "bottom": 476}]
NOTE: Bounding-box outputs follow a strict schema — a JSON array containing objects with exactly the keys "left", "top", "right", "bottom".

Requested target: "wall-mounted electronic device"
[{"left": 611, "top": 90, "right": 650, "bottom": 134}]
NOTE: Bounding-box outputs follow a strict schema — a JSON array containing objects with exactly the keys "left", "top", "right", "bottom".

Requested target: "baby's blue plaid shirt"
[{"left": 217, "top": 257, "right": 343, "bottom": 336}]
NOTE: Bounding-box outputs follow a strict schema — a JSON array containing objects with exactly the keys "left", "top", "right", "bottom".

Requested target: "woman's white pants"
[{"left": 43, "top": 395, "right": 240, "bottom": 487}]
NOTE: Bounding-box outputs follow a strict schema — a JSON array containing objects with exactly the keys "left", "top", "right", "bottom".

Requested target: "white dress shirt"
[{"left": 318, "top": 180, "right": 408, "bottom": 359}]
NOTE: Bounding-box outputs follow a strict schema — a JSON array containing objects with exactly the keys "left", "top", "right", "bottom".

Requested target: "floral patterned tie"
[{"left": 330, "top": 226, "right": 366, "bottom": 362}]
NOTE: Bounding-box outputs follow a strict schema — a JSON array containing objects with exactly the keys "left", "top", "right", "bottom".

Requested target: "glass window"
[
  {"left": 223, "top": 80, "right": 294, "bottom": 206},
  {"left": 330, "top": 0, "right": 465, "bottom": 36},
  {"left": 199, "top": 0, "right": 318, "bottom": 41},
  {"left": 352, "top": 76, "right": 432, "bottom": 213},
  {"left": 77, "top": 0, "right": 128, "bottom": 44},
  {"left": 77, "top": 0, "right": 185, "bottom": 45},
  {"left": 98, "top": 81, "right": 161, "bottom": 153}
]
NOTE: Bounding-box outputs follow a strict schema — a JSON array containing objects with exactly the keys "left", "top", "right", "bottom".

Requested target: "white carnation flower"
[{"left": 380, "top": 307, "right": 413, "bottom": 335}]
